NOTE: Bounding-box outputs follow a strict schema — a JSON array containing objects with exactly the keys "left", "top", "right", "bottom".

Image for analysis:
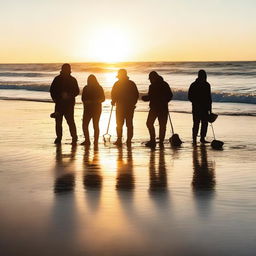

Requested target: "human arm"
[
  {"left": 99, "top": 86, "right": 105, "bottom": 103},
  {"left": 111, "top": 83, "right": 117, "bottom": 106},
  {"left": 164, "top": 82, "right": 173, "bottom": 102},
  {"left": 73, "top": 78, "right": 80, "bottom": 97},
  {"left": 50, "top": 77, "right": 58, "bottom": 102},
  {"left": 208, "top": 83, "right": 212, "bottom": 112},
  {"left": 188, "top": 83, "right": 194, "bottom": 102}
]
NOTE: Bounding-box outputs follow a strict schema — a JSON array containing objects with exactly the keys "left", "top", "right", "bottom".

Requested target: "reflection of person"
[
  {"left": 149, "top": 148, "right": 167, "bottom": 191},
  {"left": 116, "top": 146, "right": 134, "bottom": 190},
  {"left": 142, "top": 71, "right": 173, "bottom": 147},
  {"left": 111, "top": 69, "right": 139, "bottom": 146},
  {"left": 192, "top": 145, "right": 215, "bottom": 191},
  {"left": 188, "top": 70, "right": 212, "bottom": 144},
  {"left": 54, "top": 144, "right": 77, "bottom": 194},
  {"left": 83, "top": 145, "right": 102, "bottom": 190},
  {"left": 81, "top": 75, "right": 105, "bottom": 146},
  {"left": 50, "top": 64, "right": 80, "bottom": 144}
]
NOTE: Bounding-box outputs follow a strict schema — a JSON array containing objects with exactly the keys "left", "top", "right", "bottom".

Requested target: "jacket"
[
  {"left": 147, "top": 77, "right": 173, "bottom": 111},
  {"left": 82, "top": 85, "right": 105, "bottom": 105},
  {"left": 188, "top": 79, "right": 212, "bottom": 111},
  {"left": 111, "top": 79, "right": 139, "bottom": 107},
  {"left": 50, "top": 74, "right": 80, "bottom": 105}
]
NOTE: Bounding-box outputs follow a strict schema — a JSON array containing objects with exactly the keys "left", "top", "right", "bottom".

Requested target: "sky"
[{"left": 1, "top": 0, "right": 256, "bottom": 63}]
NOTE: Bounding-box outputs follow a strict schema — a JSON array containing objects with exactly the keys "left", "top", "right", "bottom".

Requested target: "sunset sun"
[{"left": 87, "top": 27, "right": 132, "bottom": 63}]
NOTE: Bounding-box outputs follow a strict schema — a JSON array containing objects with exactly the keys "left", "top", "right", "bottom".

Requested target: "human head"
[
  {"left": 117, "top": 69, "right": 128, "bottom": 80},
  {"left": 61, "top": 63, "right": 71, "bottom": 75},
  {"left": 148, "top": 71, "right": 159, "bottom": 83},
  {"left": 198, "top": 70, "right": 207, "bottom": 81},
  {"left": 87, "top": 74, "right": 99, "bottom": 86}
]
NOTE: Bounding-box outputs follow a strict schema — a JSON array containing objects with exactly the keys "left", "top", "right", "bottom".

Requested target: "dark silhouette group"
[{"left": 50, "top": 63, "right": 213, "bottom": 147}]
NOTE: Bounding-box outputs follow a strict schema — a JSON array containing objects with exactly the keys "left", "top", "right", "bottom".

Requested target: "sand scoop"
[
  {"left": 210, "top": 123, "right": 224, "bottom": 150},
  {"left": 168, "top": 112, "right": 182, "bottom": 147},
  {"left": 103, "top": 105, "right": 113, "bottom": 143}
]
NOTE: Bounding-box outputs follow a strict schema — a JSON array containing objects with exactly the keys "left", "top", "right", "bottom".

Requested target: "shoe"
[
  {"left": 113, "top": 139, "right": 122, "bottom": 146},
  {"left": 145, "top": 140, "right": 156, "bottom": 148},
  {"left": 81, "top": 140, "right": 91, "bottom": 146},
  {"left": 200, "top": 138, "right": 210, "bottom": 144},
  {"left": 54, "top": 138, "right": 61, "bottom": 144}
]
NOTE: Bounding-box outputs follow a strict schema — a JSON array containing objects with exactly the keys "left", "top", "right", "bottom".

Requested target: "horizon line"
[{"left": 1, "top": 60, "right": 256, "bottom": 65}]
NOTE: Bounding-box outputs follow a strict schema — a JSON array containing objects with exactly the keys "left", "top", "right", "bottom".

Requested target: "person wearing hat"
[
  {"left": 111, "top": 69, "right": 139, "bottom": 146},
  {"left": 142, "top": 71, "right": 173, "bottom": 147},
  {"left": 50, "top": 63, "right": 80, "bottom": 144},
  {"left": 188, "top": 69, "right": 212, "bottom": 145}
]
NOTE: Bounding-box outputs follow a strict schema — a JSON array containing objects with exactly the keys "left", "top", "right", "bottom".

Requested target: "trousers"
[
  {"left": 146, "top": 108, "right": 168, "bottom": 142},
  {"left": 55, "top": 103, "right": 77, "bottom": 140},
  {"left": 192, "top": 109, "right": 209, "bottom": 140},
  {"left": 116, "top": 105, "right": 135, "bottom": 141},
  {"left": 83, "top": 105, "right": 102, "bottom": 142}
]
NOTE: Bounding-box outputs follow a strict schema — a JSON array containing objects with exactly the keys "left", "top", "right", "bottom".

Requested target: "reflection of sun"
[
  {"left": 105, "top": 72, "right": 117, "bottom": 85},
  {"left": 87, "top": 27, "right": 132, "bottom": 63}
]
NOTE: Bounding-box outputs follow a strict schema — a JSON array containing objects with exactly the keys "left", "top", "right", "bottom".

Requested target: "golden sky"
[{"left": 1, "top": 0, "right": 256, "bottom": 63}]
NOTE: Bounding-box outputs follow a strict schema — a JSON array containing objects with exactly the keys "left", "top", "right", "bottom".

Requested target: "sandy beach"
[{"left": 0, "top": 99, "right": 256, "bottom": 256}]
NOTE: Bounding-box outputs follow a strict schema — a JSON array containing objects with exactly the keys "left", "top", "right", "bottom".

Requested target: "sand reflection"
[
  {"left": 116, "top": 146, "right": 135, "bottom": 191},
  {"left": 149, "top": 148, "right": 168, "bottom": 192},
  {"left": 53, "top": 144, "right": 77, "bottom": 194},
  {"left": 192, "top": 145, "right": 216, "bottom": 217},
  {"left": 83, "top": 145, "right": 102, "bottom": 212}
]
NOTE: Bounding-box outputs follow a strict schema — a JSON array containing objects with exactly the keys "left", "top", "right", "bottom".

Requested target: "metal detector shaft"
[
  {"left": 168, "top": 112, "right": 175, "bottom": 135},
  {"left": 210, "top": 123, "right": 216, "bottom": 140},
  {"left": 106, "top": 105, "right": 113, "bottom": 135}
]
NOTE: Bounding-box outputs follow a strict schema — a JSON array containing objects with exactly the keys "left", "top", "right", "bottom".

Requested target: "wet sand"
[{"left": 0, "top": 100, "right": 256, "bottom": 256}]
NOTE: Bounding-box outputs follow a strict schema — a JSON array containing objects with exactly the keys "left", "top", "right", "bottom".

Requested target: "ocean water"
[{"left": 0, "top": 62, "right": 255, "bottom": 116}]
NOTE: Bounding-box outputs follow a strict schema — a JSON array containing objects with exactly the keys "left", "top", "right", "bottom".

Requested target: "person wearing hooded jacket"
[
  {"left": 142, "top": 71, "right": 173, "bottom": 147},
  {"left": 50, "top": 63, "right": 80, "bottom": 144},
  {"left": 81, "top": 74, "right": 105, "bottom": 146},
  {"left": 188, "top": 69, "right": 212, "bottom": 144},
  {"left": 111, "top": 69, "right": 139, "bottom": 146}
]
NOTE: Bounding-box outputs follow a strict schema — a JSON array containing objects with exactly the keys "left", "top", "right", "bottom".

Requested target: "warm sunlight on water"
[{"left": 0, "top": 101, "right": 256, "bottom": 256}]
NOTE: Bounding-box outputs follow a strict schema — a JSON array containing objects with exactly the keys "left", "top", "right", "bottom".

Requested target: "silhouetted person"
[
  {"left": 188, "top": 70, "right": 212, "bottom": 144},
  {"left": 111, "top": 69, "right": 139, "bottom": 146},
  {"left": 192, "top": 145, "right": 215, "bottom": 191},
  {"left": 142, "top": 71, "right": 173, "bottom": 147},
  {"left": 50, "top": 63, "right": 80, "bottom": 144},
  {"left": 81, "top": 75, "right": 105, "bottom": 146},
  {"left": 54, "top": 144, "right": 76, "bottom": 194}
]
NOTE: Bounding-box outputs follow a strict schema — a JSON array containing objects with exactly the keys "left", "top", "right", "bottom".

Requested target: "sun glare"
[{"left": 87, "top": 27, "right": 132, "bottom": 63}]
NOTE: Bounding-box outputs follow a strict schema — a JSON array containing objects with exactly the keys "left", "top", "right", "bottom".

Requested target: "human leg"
[
  {"left": 55, "top": 114, "right": 63, "bottom": 143},
  {"left": 158, "top": 111, "right": 168, "bottom": 143},
  {"left": 200, "top": 111, "right": 209, "bottom": 143},
  {"left": 192, "top": 112, "right": 200, "bottom": 144},
  {"left": 82, "top": 111, "right": 92, "bottom": 145},
  {"left": 146, "top": 109, "right": 157, "bottom": 141},
  {"left": 125, "top": 107, "right": 135, "bottom": 143},
  {"left": 92, "top": 106, "right": 102, "bottom": 144},
  {"left": 115, "top": 105, "right": 125, "bottom": 144},
  {"left": 64, "top": 105, "right": 78, "bottom": 142}
]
